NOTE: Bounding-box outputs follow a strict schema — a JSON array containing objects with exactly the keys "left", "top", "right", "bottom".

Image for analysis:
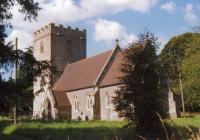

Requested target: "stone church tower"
[{"left": 32, "top": 23, "right": 86, "bottom": 119}]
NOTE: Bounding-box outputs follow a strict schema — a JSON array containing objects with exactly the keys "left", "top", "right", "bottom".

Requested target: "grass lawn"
[
  {"left": 0, "top": 116, "right": 200, "bottom": 140},
  {"left": 0, "top": 117, "right": 134, "bottom": 140},
  {"left": 170, "top": 116, "right": 200, "bottom": 126}
]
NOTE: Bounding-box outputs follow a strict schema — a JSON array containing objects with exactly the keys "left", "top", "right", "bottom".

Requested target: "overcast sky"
[{"left": 6, "top": 0, "right": 200, "bottom": 56}]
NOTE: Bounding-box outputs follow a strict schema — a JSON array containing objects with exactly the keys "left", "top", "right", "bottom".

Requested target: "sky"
[{"left": 5, "top": 0, "right": 200, "bottom": 57}]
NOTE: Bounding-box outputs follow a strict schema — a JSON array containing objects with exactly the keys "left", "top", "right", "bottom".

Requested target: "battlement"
[
  {"left": 33, "top": 22, "right": 87, "bottom": 66},
  {"left": 33, "top": 23, "right": 86, "bottom": 37}
]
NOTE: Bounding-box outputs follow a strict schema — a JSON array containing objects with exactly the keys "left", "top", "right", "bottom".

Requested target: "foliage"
[
  {"left": 114, "top": 32, "right": 165, "bottom": 138},
  {"left": 0, "top": 47, "right": 52, "bottom": 115},
  {"left": 0, "top": 0, "right": 40, "bottom": 23},
  {"left": 0, "top": 0, "right": 52, "bottom": 115},
  {"left": 0, "top": 0, "right": 40, "bottom": 67},
  {"left": 159, "top": 32, "right": 200, "bottom": 112}
]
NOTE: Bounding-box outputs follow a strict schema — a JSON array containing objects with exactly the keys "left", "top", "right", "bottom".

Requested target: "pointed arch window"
[
  {"left": 87, "top": 94, "right": 93, "bottom": 110},
  {"left": 74, "top": 95, "right": 79, "bottom": 111}
]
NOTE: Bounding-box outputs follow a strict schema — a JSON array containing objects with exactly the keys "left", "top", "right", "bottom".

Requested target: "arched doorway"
[{"left": 44, "top": 98, "right": 52, "bottom": 119}]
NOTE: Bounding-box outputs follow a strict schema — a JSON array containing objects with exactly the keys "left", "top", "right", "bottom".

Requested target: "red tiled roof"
[
  {"left": 53, "top": 50, "right": 113, "bottom": 92},
  {"left": 100, "top": 52, "right": 124, "bottom": 87},
  {"left": 53, "top": 91, "right": 70, "bottom": 106}
]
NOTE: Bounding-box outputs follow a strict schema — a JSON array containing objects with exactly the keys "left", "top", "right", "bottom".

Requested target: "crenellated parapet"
[
  {"left": 33, "top": 23, "right": 86, "bottom": 41},
  {"left": 33, "top": 23, "right": 53, "bottom": 36}
]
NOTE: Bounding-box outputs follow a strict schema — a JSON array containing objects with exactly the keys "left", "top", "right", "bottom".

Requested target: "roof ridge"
[
  {"left": 69, "top": 49, "right": 113, "bottom": 65},
  {"left": 99, "top": 51, "right": 124, "bottom": 87}
]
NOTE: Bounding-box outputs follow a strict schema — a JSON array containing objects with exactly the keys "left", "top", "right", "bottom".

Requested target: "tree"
[
  {"left": 114, "top": 32, "right": 165, "bottom": 138},
  {"left": 160, "top": 32, "right": 200, "bottom": 112},
  {"left": 0, "top": 0, "right": 52, "bottom": 117},
  {"left": 0, "top": 0, "right": 40, "bottom": 67},
  {"left": 0, "top": 47, "right": 52, "bottom": 115}
]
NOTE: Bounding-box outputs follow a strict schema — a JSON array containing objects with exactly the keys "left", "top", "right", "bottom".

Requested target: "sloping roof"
[
  {"left": 53, "top": 91, "right": 70, "bottom": 106},
  {"left": 99, "top": 52, "right": 124, "bottom": 87},
  {"left": 53, "top": 50, "right": 113, "bottom": 92}
]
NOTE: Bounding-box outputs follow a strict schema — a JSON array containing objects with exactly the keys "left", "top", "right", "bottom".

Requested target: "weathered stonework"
[
  {"left": 64, "top": 86, "right": 122, "bottom": 121},
  {"left": 33, "top": 23, "right": 86, "bottom": 119},
  {"left": 66, "top": 88, "right": 95, "bottom": 120},
  {"left": 99, "top": 85, "right": 122, "bottom": 120},
  {"left": 166, "top": 90, "right": 177, "bottom": 118}
]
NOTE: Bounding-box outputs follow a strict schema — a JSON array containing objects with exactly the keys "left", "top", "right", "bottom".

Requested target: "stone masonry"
[{"left": 32, "top": 23, "right": 86, "bottom": 119}]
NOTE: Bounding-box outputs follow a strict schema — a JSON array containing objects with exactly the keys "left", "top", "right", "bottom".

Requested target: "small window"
[
  {"left": 74, "top": 96, "right": 79, "bottom": 111},
  {"left": 40, "top": 41, "right": 44, "bottom": 53},
  {"left": 106, "top": 92, "right": 111, "bottom": 108},
  {"left": 87, "top": 95, "right": 93, "bottom": 110}
]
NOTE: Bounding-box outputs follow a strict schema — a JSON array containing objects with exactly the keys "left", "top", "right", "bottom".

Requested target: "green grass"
[
  {"left": 0, "top": 118, "right": 134, "bottom": 140},
  {"left": 3, "top": 120, "right": 126, "bottom": 134},
  {"left": 1, "top": 116, "right": 200, "bottom": 140},
  {"left": 170, "top": 116, "right": 200, "bottom": 127}
]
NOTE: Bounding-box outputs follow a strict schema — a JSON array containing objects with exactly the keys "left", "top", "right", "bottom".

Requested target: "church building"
[{"left": 32, "top": 23, "right": 177, "bottom": 120}]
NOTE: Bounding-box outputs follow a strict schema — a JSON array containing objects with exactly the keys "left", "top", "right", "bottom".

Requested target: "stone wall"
[
  {"left": 99, "top": 85, "right": 122, "bottom": 120},
  {"left": 66, "top": 88, "right": 95, "bottom": 120},
  {"left": 167, "top": 90, "right": 177, "bottom": 118},
  {"left": 50, "top": 24, "right": 86, "bottom": 71},
  {"left": 65, "top": 86, "right": 122, "bottom": 121},
  {"left": 160, "top": 87, "right": 177, "bottom": 118},
  {"left": 32, "top": 85, "right": 56, "bottom": 119}
]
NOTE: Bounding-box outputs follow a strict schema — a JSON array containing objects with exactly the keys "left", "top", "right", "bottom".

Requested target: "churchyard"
[
  {"left": 1, "top": 0, "right": 200, "bottom": 139},
  {"left": 0, "top": 115, "right": 200, "bottom": 140}
]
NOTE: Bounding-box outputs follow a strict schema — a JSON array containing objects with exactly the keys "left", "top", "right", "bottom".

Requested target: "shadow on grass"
[
  {"left": 0, "top": 119, "right": 136, "bottom": 140},
  {"left": 0, "top": 120, "right": 12, "bottom": 132},
  {"left": 3, "top": 125, "right": 200, "bottom": 140},
  {"left": 11, "top": 127, "right": 136, "bottom": 140},
  {"left": 0, "top": 133, "right": 36, "bottom": 140}
]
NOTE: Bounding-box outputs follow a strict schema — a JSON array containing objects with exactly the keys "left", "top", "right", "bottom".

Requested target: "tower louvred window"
[
  {"left": 40, "top": 41, "right": 44, "bottom": 53},
  {"left": 66, "top": 40, "right": 73, "bottom": 61}
]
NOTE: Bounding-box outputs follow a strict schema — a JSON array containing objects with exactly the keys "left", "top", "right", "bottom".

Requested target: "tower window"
[
  {"left": 40, "top": 41, "right": 44, "bottom": 53},
  {"left": 66, "top": 40, "right": 73, "bottom": 61}
]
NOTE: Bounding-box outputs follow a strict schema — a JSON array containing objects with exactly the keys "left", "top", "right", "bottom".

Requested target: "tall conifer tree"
[{"left": 114, "top": 32, "right": 165, "bottom": 138}]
